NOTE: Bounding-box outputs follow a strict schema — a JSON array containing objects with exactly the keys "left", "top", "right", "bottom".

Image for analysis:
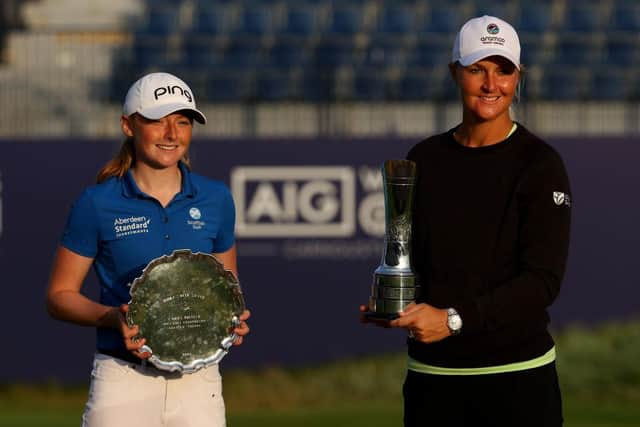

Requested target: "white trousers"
[{"left": 82, "top": 353, "right": 226, "bottom": 427}]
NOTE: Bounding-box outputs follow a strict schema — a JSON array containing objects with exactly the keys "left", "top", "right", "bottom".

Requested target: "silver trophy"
[
  {"left": 366, "top": 160, "right": 419, "bottom": 320},
  {"left": 127, "top": 249, "right": 245, "bottom": 374}
]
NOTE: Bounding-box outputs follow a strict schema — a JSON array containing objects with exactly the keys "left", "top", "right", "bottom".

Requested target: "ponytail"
[
  {"left": 96, "top": 137, "right": 135, "bottom": 183},
  {"left": 96, "top": 137, "right": 192, "bottom": 184}
]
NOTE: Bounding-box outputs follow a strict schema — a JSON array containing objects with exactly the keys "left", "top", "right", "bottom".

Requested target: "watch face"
[{"left": 448, "top": 315, "right": 462, "bottom": 331}]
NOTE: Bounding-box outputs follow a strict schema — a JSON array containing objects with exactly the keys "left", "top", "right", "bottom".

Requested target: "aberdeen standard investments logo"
[{"left": 231, "top": 166, "right": 357, "bottom": 237}]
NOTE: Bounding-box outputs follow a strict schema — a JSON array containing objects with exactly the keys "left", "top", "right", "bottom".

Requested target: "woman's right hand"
[
  {"left": 47, "top": 247, "right": 149, "bottom": 359},
  {"left": 111, "top": 304, "right": 151, "bottom": 359}
]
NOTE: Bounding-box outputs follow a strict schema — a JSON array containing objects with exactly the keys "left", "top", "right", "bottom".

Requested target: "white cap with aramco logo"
[
  {"left": 452, "top": 15, "right": 521, "bottom": 70},
  {"left": 123, "top": 72, "right": 207, "bottom": 124}
]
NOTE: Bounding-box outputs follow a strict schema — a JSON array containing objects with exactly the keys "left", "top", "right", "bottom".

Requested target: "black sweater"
[{"left": 406, "top": 123, "right": 571, "bottom": 368}]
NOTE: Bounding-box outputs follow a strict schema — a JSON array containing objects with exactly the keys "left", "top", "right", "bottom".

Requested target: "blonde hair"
[{"left": 96, "top": 136, "right": 191, "bottom": 183}]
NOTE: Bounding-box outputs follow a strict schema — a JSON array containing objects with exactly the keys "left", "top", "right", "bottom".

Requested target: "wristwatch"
[{"left": 446, "top": 308, "right": 463, "bottom": 335}]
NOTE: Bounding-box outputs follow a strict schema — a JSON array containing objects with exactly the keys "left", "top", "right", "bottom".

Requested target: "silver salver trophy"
[
  {"left": 126, "top": 249, "right": 245, "bottom": 374},
  {"left": 366, "top": 160, "right": 419, "bottom": 320}
]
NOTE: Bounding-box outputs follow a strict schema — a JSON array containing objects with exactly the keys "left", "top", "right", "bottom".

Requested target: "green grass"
[
  {"left": 555, "top": 321, "right": 640, "bottom": 403},
  {"left": 0, "top": 409, "right": 84, "bottom": 427},
  {"left": 228, "top": 405, "right": 402, "bottom": 427},
  {"left": 563, "top": 398, "right": 640, "bottom": 426},
  {"left": 2, "top": 320, "right": 640, "bottom": 426},
  {"left": 229, "top": 399, "right": 640, "bottom": 427},
  {"left": 2, "top": 400, "right": 638, "bottom": 427}
]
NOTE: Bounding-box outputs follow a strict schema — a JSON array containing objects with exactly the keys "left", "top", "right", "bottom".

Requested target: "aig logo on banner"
[{"left": 231, "top": 166, "right": 356, "bottom": 237}]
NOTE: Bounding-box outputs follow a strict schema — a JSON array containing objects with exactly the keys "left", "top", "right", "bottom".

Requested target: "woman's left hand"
[
  {"left": 389, "top": 303, "right": 450, "bottom": 343},
  {"left": 232, "top": 309, "right": 251, "bottom": 346}
]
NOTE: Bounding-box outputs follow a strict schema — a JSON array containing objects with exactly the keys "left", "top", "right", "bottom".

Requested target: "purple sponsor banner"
[{"left": 0, "top": 137, "right": 638, "bottom": 383}]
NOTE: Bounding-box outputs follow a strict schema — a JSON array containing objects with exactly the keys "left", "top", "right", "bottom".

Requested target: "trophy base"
[
  {"left": 363, "top": 311, "right": 400, "bottom": 321},
  {"left": 369, "top": 250, "right": 419, "bottom": 323}
]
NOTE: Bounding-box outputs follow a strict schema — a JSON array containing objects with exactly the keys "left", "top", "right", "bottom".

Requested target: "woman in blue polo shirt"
[{"left": 46, "top": 72, "right": 250, "bottom": 427}]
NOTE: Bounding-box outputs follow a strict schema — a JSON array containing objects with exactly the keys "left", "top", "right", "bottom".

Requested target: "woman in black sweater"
[{"left": 363, "top": 15, "right": 571, "bottom": 427}]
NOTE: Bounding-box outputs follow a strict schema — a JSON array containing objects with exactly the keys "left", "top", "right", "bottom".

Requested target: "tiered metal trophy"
[{"left": 366, "top": 160, "right": 419, "bottom": 320}]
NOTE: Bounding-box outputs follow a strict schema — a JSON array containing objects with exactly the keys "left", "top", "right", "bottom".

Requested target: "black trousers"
[{"left": 403, "top": 362, "right": 563, "bottom": 427}]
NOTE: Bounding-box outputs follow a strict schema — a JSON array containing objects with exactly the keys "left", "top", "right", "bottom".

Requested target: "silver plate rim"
[{"left": 127, "top": 249, "right": 244, "bottom": 374}]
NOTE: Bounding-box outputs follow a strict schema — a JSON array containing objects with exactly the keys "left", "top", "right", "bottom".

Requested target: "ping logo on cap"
[
  {"left": 487, "top": 23, "right": 499, "bottom": 35},
  {"left": 153, "top": 85, "right": 193, "bottom": 103}
]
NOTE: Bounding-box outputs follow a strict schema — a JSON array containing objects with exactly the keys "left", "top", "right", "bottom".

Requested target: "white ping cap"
[
  {"left": 123, "top": 72, "right": 207, "bottom": 124},
  {"left": 452, "top": 15, "right": 521, "bottom": 70}
]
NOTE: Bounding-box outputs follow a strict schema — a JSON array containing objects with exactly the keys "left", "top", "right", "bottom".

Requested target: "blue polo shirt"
[{"left": 61, "top": 162, "right": 235, "bottom": 353}]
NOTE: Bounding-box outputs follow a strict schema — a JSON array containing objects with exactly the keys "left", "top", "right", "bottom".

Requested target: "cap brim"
[
  {"left": 137, "top": 103, "right": 207, "bottom": 124},
  {"left": 458, "top": 48, "right": 520, "bottom": 70}
]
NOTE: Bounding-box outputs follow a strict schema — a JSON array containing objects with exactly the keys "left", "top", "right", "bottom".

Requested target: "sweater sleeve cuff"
[{"left": 455, "top": 300, "right": 483, "bottom": 334}]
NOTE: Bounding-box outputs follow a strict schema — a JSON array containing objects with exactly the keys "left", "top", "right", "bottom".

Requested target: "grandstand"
[{"left": 0, "top": 0, "right": 638, "bottom": 137}]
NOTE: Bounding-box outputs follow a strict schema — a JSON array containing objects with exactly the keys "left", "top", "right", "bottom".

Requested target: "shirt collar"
[{"left": 121, "top": 161, "right": 197, "bottom": 200}]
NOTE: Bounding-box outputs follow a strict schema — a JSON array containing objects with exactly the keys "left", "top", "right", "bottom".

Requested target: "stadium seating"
[
  {"left": 110, "top": 0, "right": 640, "bottom": 103},
  {"left": 605, "top": 34, "right": 640, "bottom": 67},
  {"left": 553, "top": 35, "right": 604, "bottom": 67},
  {"left": 418, "top": 3, "right": 465, "bottom": 34},
  {"left": 519, "top": 34, "right": 554, "bottom": 67},
  {"left": 191, "top": 4, "right": 234, "bottom": 35},
  {"left": 183, "top": 35, "right": 223, "bottom": 67},
  {"left": 144, "top": 2, "right": 183, "bottom": 35},
  {"left": 328, "top": 5, "right": 366, "bottom": 36},
  {"left": 590, "top": 67, "right": 634, "bottom": 101},
  {"left": 397, "top": 68, "right": 450, "bottom": 101},
  {"left": 267, "top": 38, "right": 313, "bottom": 69},
  {"left": 406, "top": 37, "right": 451, "bottom": 68},
  {"left": 472, "top": 0, "right": 515, "bottom": 23},
  {"left": 376, "top": 5, "right": 416, "bottom": 35},
  {"left": 563, "top": 2, "right": 604, "bottom": 33},
  {"left": 513, "top": 3, "right": 554, "bottom": 33},
  {"left": 235, "top": 5, "right": 278, "bottom": 36},
  {"left": 132, "top": 34, "right": 177, "bottom": 69},
  {"left": 299, "top": 70, "right": 336, "bottom": 102},
  {"left": 539, "top": 68, "right": 592, "bottom": 101},
  {"left": 256, "top": 69, "right": 294, "bottom": 101},
  {"left": 363, "top": 37, "right": 407, "bottom": 68},
  {"left": 609, "top": 2, "right": 640, "bottom": 32},
  {"left": 280, "top": 5, "right": 324, "bottom": 36},
  {"left": 222, "top": 38, "right": 266, "bottom": 69},
  {"left": 314, "top": 37, "right": 361, "bottom": 68},
  {"left": 351, "top": 67, "right": 389, "bottom": 101},
  {"left": 205, "top": 71, "right": 253, "bottom": 102}
]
